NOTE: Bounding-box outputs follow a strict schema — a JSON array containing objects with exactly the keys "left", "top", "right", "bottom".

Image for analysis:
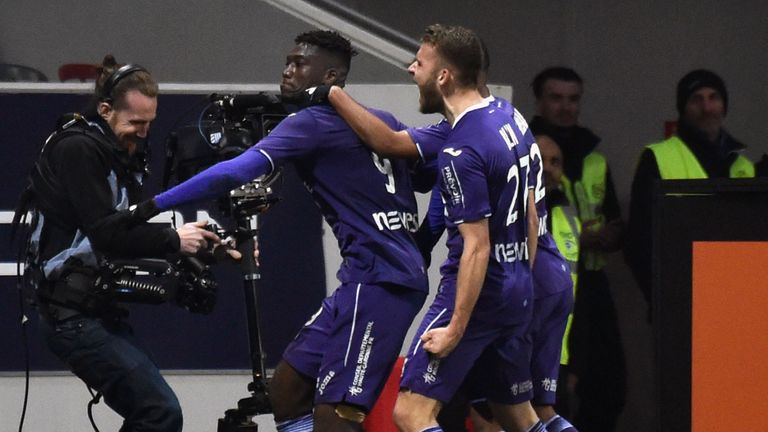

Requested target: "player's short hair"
[
  {"left": 531, "top": 67, "right": 583, "bottom": 99},
  {"left": 422, "top": 24, "right": 482, "bottom": 88},
  {"left": 479, "top": 37, "right": 490, "bottom": 73},
  {"left": 295, "top": 30, "right": 358, "bottom": 72}
]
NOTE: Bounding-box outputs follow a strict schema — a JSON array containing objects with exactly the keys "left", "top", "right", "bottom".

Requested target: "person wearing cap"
[{"left": 625, "top": 69, "right": 754, "bottom": 310}]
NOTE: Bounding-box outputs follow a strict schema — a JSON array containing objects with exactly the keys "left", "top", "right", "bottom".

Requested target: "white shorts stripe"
[
  {"left": 343, "top": 283, "right": 362, "bottom": 367},
  {"left": 412, "top": 307, "right": 448, "bottom": 356}
]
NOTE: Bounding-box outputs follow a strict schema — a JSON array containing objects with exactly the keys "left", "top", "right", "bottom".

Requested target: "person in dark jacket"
[
  {"left": 625, "top": 69, "right": 754, "bottom": 310},
  {"left": 22, "top": 55, "right": 218, "bottom": 432}
]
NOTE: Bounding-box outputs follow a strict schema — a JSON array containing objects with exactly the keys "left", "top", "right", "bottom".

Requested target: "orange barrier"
[{"left": 692, "top": 241, "right": 768, "bottom": 431}]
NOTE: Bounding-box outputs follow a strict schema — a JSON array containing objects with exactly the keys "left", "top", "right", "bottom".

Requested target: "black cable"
[
  {"left": 86, "top": 385, "right": 103, "bottom": 432},
  {"left": 15, "top": 212, "right": 30, "bottom": 432}
]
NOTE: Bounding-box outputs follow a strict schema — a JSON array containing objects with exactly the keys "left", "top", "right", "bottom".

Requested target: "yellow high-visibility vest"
[
  {"left": 551, "top": 203, "right": 581, "bottom": 365},
  {"left": 647, "top": 135, "right": 754, "bottom": 179},
  {"left": 561, "top": 151, "right": 607, "bottom": 270}
]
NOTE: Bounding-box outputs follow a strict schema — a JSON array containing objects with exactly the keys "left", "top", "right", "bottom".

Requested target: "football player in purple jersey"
[
  {"left": 150, "top": 30, "right": 428, "bottom": 432},
  {"left": 319, "top": 35, "right": 575, "bottom": 432},
  {"left": 393, "top": 23, "right": 544, "bottom": 432},
  {"left": 312, "top": 24, "right": 544, "bottom": 432}
]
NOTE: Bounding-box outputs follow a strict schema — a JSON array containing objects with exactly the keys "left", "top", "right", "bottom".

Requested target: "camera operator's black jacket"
[{"left": 18, "top": 114, "right": 180, "bottom": 311}]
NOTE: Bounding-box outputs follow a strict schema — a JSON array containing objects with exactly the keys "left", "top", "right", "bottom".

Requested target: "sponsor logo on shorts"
[
  {"left": 510, "top": 379, "right": 533, "bottom": 396},
  {"left": 349, "top": 321, "right": 375, "bottom": 397},
  {"left": 423, "top": 358, "right": 441, "bottom": 385},
  {"left": 541, "top": 377, "right": 557, "bottom": 392},
  {"left": 318, "top": 371, "right": 335, "bottom": 395}
]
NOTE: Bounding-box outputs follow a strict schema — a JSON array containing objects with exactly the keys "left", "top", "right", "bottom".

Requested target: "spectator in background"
[
  {"left": 530, "top": 67, "right": 626, "bottom": 432},
  {"left": 625, "top": 69, "right": 754, "bottom": 311}
]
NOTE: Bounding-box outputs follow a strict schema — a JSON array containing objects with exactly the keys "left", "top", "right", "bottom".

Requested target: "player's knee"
[
  {"left": 471, "top": 400, "right": 494, "bottom": 422},
  {"left": 269, "top": 390, "right": 313, "bottom": 422},
  {"left": 268, "top": 362, "right": 314, "bottom": 421},
  {"left": 533, "top": 404, "right": 556, "bottom": 423},
  {"left": 393, "top": 394, "right": 428, "bottom": 431},
  {"left": 392, "top": 401, "right": 412, "bottom": 431}
]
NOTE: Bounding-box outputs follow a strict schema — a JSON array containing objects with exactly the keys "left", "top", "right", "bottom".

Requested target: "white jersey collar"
[{"left": 452, "top": 99, "right": 490, "bottom": 128}]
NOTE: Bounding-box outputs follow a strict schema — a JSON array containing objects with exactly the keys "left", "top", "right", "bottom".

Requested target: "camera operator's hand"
[
  {"left": 211, "top": 237, "right": 261, "bottom": 264},
  {"left": 213, "top": 236, "right": 242, "bottom": 262},
  {"left": 177, "top": 220, "right": 221, "bottom": 255}
]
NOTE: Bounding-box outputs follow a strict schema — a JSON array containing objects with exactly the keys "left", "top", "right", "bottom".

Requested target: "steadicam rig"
[
  {"left": 220, "top": 169, "right": 282, "bottom": 221},
  {"left": 165, "top": 91, "right": 290, "bottom": 431},
  {"left": 96, "top": 256, "right": 218, "bottom": 314}
]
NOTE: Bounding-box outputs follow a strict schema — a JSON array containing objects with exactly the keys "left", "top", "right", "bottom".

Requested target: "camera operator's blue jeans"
[{"left": 40, "top": 315, "right": 183, "bottom": 432}]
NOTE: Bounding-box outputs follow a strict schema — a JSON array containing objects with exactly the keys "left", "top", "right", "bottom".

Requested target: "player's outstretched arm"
[
  {"left": 327, "top": 86, "right": 420, "bottom": 159},
  {"left": 154, "top": 149, "right": 272, "bottom": 210}
]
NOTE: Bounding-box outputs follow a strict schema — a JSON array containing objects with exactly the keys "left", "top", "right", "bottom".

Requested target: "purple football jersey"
[
  {"left": 490, "top": 98, "right": 566, "bottom": 298},
  {"left": 437, "top": 100, "right": 534, "bottom": 320},
  {"left": 408, "top": 119, "right": 451, "bottom": 166},
  {"left": 409, "top": 97, "right": 569, "bottom": 299},
  {"left": 256, "top": 105, "right": 428, "bottom": 292}
]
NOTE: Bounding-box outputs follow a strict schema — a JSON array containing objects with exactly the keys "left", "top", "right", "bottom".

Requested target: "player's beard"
[{"left": 418, "top": 78, "right": 444, "bottom": 115}]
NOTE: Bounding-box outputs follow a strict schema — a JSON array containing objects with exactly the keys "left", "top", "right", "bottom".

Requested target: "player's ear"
[
  {"left": 323, "top": 68, "right": 341, "bottom": 86},
  {"left": 437, "top": 67, "right": 450, "bottom": 86}
]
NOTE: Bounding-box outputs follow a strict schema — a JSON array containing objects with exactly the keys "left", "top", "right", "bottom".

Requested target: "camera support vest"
[
  {"left": 26, "top": 117, "right": 138, "bottom": 281},
  {"left": 647, "top": 136, "right": 755, "bottom": 179},
  {"left": 560, "top": 151, "right": 607, "bottom": 270}
]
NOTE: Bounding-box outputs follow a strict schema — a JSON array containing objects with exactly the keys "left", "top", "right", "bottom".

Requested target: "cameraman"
[{"left": 19, "top": 56, "right": 219, "bottom": 432}]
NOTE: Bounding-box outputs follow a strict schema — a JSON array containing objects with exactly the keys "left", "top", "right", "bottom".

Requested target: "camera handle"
[{"left": 217, "top": 213, "right": 271, "bottom": 431}]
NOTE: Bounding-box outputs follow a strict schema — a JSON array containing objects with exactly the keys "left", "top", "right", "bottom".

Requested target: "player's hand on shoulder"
[{"left": 302, "top": 85, "right": 333, "bottom": 106}]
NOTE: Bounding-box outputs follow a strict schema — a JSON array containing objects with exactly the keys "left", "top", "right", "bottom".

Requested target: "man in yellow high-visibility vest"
[
  {"left": 530, "top": 67, "right": 626, "bottom": 432},
  {"left": 626, "top": 69, "right": 754, "bottom": 313}
]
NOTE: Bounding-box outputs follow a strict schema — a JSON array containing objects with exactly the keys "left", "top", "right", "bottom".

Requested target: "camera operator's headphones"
[{"left": 100, "top": 64, "right": 148, "bottom": 104}]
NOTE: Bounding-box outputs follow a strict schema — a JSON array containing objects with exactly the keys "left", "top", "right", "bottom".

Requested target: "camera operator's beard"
[{"left": 121, "top": 135, "right": 148, "bottom": 156}]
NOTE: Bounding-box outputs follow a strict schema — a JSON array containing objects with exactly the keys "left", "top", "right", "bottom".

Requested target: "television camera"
[{"left": 164, "top": 91, "right": 289, "bottom": 431}]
